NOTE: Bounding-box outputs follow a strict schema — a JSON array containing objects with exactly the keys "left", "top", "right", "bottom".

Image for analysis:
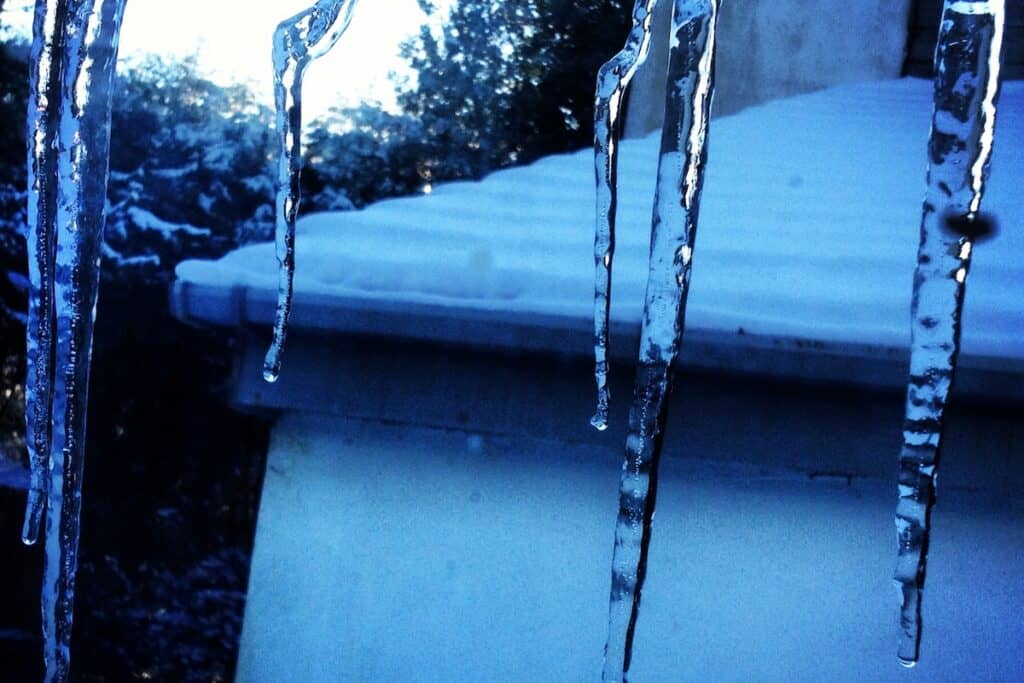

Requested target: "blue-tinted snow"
[
  {"left": 175, "top": 78, "right": 1024, "bottom": 361},
  {"left": 126, "top": 207, "right": 211, "bottom": 237}
]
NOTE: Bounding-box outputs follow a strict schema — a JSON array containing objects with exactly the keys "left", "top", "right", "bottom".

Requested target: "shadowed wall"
[{"left": 624, "top": 0, "right": 914, "bottom": 136}]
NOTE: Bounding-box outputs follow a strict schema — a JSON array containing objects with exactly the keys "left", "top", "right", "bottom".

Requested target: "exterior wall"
[
  {"left": 232, "top": 332, "right": 1024, "bottom": 680},
  {"left": 624, "top": 0, "right": 913, "bottom": 136},
  {"left": 227, "top": 332, "right": 1024, "bottom": 496},
  {"left": 238, "top": 412, "right": 1024, "bottom": 681}
]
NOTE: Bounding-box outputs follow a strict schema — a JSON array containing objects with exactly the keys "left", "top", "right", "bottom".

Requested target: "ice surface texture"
[
  {"left": 23, "top": 0, "right": 63, "bottom": 549},
  {"left": 602, "top": 2, "right": 720, "bottom": 681},
  {"left": 894, "top": 0, "right": 1005, "bottom": 668},
  {"left": 263, "top": 0, "right": 359, "bottom": 384},
  {"left": 22, "top": 0, "right": 128, "bottom": 680},
  {"left": 591, "top": 0, "right": 660, "bottom": 431}
]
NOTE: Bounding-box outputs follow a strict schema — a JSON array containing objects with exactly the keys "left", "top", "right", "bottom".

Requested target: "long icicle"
[
  {"left": 22, "top": 0, "right": 66, "bottom": 545},
  {"left": 40, "top": 1, "right": 128, "bottom": 679},
  {"left": 263, "top": 0, "right": 358, "bottom": 384},
  {"left": 602, "top": 2, "right": 720, "bottom": 680},
  {"left": 591, "top": 0, "right": 660, "bottom": 431},
  {"left": 894, "top": 0, "right": 1005, "bottom": 668}
]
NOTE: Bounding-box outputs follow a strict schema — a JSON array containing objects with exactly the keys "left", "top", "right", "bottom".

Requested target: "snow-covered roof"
[{"left": 172, "top": 78, "right": 1024, "bottom": 394}]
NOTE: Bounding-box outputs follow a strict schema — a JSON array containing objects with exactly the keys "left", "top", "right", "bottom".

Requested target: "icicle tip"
[
  {"left": 21, "top": 528, "right": 40, "bottom": 546},
  {"left": 262, "top": 361, "right": 281, "bottom": 384},
  {"left": 21, "top": 491, "right": 43, "bottom": 545},
  {"left": 897, "top": 656, "right": 917, "bottom": 669},
  {"left": 591, "top": 381, "right": 610, "bottom": 431}
]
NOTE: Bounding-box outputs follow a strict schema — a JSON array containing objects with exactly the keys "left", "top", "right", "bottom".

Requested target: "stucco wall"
[
  {"left": 232, "top": 334, "right": 1024, "bottom": 681},
  {"left": 624, "top": 0, "right": 914, "bottom": 136}
]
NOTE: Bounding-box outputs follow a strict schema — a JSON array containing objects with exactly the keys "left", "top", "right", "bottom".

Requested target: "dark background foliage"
[
  {"left": 301, "top": 0, "right": 630, "bottom": 212},
  {"left": 0, "top": 1, "right": 629, "bottom": 679}
]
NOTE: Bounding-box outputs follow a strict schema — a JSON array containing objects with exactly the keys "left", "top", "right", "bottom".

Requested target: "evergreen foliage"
[
  {"left": 301, "top": 0, "right": 630, "bottom": 209},
  {"left": 397, "top": 0, "right": 630, "bottom": 178},
  {"left": 104, "top": 56, "right": 276, "bottom": 281},
  {"left": 301, "top": 105, "right": 431, "bottom": 212}
]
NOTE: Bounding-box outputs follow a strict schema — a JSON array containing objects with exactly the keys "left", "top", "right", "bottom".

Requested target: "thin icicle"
[
  {"left": 591, "top": 0, "right": 660, "bottom": 431},
  {"left": 603, "top": 2, "right": 719, "bottom": 680},
  {"left": 25, "top": 1, "right": 128, "bottom": 680},
  {"left": 263, "top": 0, "right": 359, "bottom": 384},
  {"left": 22, "top": 0, "right": 65, "bottom": 546},
  {"left": 894, "top": 0, "right": 1004, "bottom": 668}
]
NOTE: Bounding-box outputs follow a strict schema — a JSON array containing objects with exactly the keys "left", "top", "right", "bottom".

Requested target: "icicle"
[
  {"left": 894, "top": 0, "right": 1004, "bottom": 668},
  {"left": 22, "top": 0, "right": 65, "bottom": 546},
  {"left": 602, "top": 2, "right": 719, "bottom": 681},
  {"left": 21, "top": 1, "right": 128, "bottom": 680},
  {"left": 263, "top": 0, "right": 359, "bottom": 384},
  {"left": 591, "top": 0, "right": 660, "bottom": 431}
]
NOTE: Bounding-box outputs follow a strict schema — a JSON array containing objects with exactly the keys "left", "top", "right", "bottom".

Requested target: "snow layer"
[
  {"left": 126, "top": 207, "right": 211, "bottom": 238},
  {"left": 175, "top": 78, "right": 1024, "bottom": 361}
]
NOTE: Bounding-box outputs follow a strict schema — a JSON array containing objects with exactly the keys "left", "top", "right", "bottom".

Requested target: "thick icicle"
[
  {"left": 263, "top": 0, "right": 359, "bottom": 384},
  {"left": 591, "top": 0, "right": 660, "bottom": 431},
  {"left": 23, "top": 1, "right": 128, "bottom": 680},
  {"left": 894, "top": 0, "right": 1004, "bottom": 668},
  {"left": 22, "top": 0, "right": 65, "bottom": 545},
  {"left": 602, "top": 2, "right": 719, "bottom": 681}
]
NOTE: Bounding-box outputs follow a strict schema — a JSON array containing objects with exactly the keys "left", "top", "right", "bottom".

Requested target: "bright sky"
[{"left": 1, "top": 0, "right": 451, "bottom": 120}]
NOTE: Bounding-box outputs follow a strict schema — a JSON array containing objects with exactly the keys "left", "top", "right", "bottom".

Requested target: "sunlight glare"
[{"left": 1, "top": 0, "right": 453, "bottom": 121}]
